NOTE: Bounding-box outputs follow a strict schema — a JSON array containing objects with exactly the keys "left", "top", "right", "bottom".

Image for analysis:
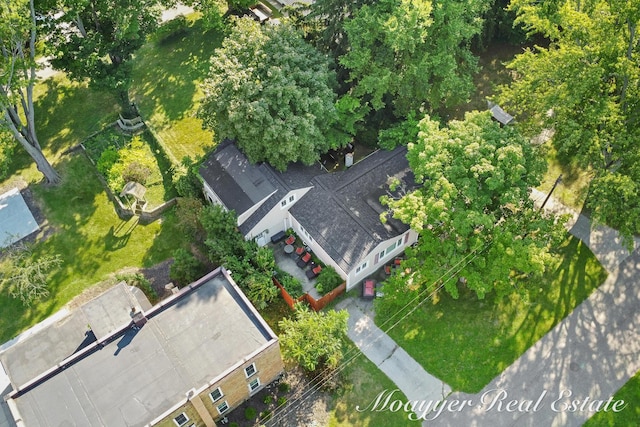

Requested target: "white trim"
[
  {"left": 209, "top": 386, "right": 223, "bottom": 402},
  {"left": 355, "top": 260, "right": 369, "bottom": 275},
  {"left": 248, "top": 377, "right": 261, "bottom": 393},
  {"left": 244, "top": 362, "right": 257, "bottom": 378},
  {"left": 216, "top": 400, "right": 229, "bottom": 415},
  {"left": 173, "top": 412, "right": 189, "bottom": 427}
]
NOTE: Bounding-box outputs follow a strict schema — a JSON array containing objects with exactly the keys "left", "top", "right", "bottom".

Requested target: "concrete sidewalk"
[{"left": 335, "top": 297, "right": 451, "bottom": 420}]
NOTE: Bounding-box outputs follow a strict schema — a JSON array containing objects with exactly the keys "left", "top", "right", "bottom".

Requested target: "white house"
[{"left": 200, "top": 140, "right": 419, "bottom": 290}]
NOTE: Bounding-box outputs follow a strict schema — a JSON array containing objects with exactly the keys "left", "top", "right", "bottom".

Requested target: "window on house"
[
  {"left": 244, "top": 363, "right": 257, "bottom": 378},
  {"left": 355, "top": 260, "right": 368, "bottom": 275},
  {"left": 173, "top": 413, "right": 189, "bottom": 427},
  {"left": 288, "top": 195, "right": 295, "bottom": 203},
  {"left": 280, "top": 199, "right": 287, "bottom": 208},
  {"left": 385, "top": 241, "right": 398, "bottom": 256},
  {"left": 248, "top": 378, "right": 261, "bottom": 393},
  {"left": 216, "top": 401, "right": 229, "bottom": 415},
  {"left": 210, "top": 387, "right": 223, "bottom": 402}
]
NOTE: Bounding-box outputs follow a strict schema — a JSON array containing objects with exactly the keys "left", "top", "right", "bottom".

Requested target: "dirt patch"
[{"left": 224, "top": 366, "right": 332, "bottom": 427}]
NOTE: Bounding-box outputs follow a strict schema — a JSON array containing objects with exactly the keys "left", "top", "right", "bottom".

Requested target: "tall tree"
[
  {"left": 199, "top": 17, "right": 347, "bottom": 171},
  {"left": 381, "top": 111, "right": 566, "bottom": 305},
  {"left": 278, "top": 303, "right": 349, "bottom": 372},
  {"left": 498, "top": 0, "right": 640, "bottom": 247},
  {"left": 339, "top": 0, "right": 487, "bottom": 121},
  {"left": 1, "top": 0, "right": 60, "bottom": 183},
  {"left": 40, "top": 0, "right": 162, "bottom": 112}
]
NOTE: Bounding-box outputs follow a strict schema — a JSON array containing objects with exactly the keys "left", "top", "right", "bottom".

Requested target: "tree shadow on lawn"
[
  {"left": 504, "top": 236, "right": 607, "bottom": 360},
  {"left": 132, "top": 21, "right": 224, "bottom": 123},
  {"left": 34, "top": 77, "right": 120, "bottom": 155}
]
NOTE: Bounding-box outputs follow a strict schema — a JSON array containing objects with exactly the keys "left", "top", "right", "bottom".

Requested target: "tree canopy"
[
  {"left": 199, "top": 17, "right": 347, "bottom": 171},
  {"left": 381, "top": 112, "right": 566, "bottom": 304},
  {"left": 1, "top": 0, "right": 60, "bottom": 183},
  {"left": 278, "top": 303, "right": 349, "bottom": 372},
  {"left": 40, "top": 0, "right": 162, "bottom": 110},
  {"left": 339, "top": 0, "right": 487, "bottom": 120},
  {"left": 498, "top": 0, "right": 640, "bottom": 246}
]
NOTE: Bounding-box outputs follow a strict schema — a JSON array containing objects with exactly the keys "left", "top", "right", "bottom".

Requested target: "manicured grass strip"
[
  {"left": 329, "top": 342, "right": 421, "bottom": 427},
  {"left": 131, "top": 17, "right": 223, "bottom": 162},
  {"left": 376, "top": 236, "right": 607, "bottom": 393},
  {"left": 583, "top": 371, "right": 640, "bottom": 427},
  {"left": 0, "top": 154, "right": 183, "bottom": 343}
]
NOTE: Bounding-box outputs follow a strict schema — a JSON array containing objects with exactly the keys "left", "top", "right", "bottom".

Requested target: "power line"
[{"left": 263, "top": 241, "right": 493, "bottom": 426}]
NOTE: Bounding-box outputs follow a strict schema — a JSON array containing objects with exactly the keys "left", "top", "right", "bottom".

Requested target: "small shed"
[
  {"left": 120, "top": 181, "right": 147, "bottom": 211},
  {"left": 489, "top": 102, "right": 515, "bottom": 126}
]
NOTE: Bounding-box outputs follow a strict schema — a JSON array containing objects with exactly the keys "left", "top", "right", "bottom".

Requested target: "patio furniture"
[
  {"left": 306, "top": 264, "right": 322, "bottom": 279},
  {"left": 295, "top": 246, "right": 305, "bottom": 256},
  {"left": 284, "top": 244, "right": 294, "bottom": 254},
  {"left": 384, "top": 265, "right": 392, "bottom": 275},
  {"left": 297, "top": 252, "right": 311, "bottom": 268},
  {"left": 394, "top": 257, "right": 403, "bottom": 266},
  {"left": 285, "top": 235, "right": 295, "bottom": 245},
  {"left": 270, "top": 230, "right": 286, "bottom": 243},
  {"left": 362, "top": 279, "right": 375, "bottom": 299}
]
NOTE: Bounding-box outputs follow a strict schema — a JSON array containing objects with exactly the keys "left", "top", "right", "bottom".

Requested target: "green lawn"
[
  {"left": 375, "top": 236, "right": 607, "bottom": 393},
  {"left": 130, "top": 16, "right": 223, "bottom": 163},
  {"left": 0, "top": 154, "right": 184, "bottom": 343},
  {"left": 584, "top": 371, "right": 640, "bottom": 427}
]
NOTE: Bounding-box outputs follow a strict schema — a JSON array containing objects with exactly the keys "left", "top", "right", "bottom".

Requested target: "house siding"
[
  {"left": 154, "top": 341, "right": 283, "bottom": 426},
  {"left": 202, "top": 182, "right": 225, "bottom": 209},
  {"left": 345, "top": 229, "right": 418, "bottom": 290},
  {"left": 200, "top": 342, "right": 283, "bottom": 422},
  {"left": 237, "top": 190, "right": 277, "bottom": 226},
  {"left": 244, "top": 188, "right": 313, "bottom": 244}
]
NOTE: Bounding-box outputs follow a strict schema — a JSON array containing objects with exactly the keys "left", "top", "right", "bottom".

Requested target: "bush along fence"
[
  {"left": 273, "top": 277, "right": 346, "bottom": 312},
  {"left": 76, "top": 122, "right": 178, "bottom": 223}
]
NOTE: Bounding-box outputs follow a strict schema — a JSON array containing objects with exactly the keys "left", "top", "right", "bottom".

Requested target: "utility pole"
[{"left": 540, "top": 174, "right": 563, "bottom": 210}]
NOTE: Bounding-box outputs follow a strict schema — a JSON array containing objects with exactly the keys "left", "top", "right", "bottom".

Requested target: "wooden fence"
[{"left": 273, "top": 278, "right": 346, "bottom": 312}]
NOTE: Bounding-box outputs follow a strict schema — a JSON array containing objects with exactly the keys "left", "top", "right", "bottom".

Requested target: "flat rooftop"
[
  {"left": 3, "top": 269, "right": 276, "bottom": 427},
  {"left": 0, "top": 188, "right": 39, "bottom": 249}
]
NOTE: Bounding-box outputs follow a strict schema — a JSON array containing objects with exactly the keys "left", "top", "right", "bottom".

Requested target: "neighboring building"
[
  {"left": 1, "top": 268, "right": 284, "bottom": 427},
  {"left": 200, "top": 140, "right": 419, "bottom": 291}
]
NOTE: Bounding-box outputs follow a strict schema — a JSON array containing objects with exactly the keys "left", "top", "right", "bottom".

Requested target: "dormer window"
[{"left": 280, "top": 194, "right": 296, "bottom": 209}]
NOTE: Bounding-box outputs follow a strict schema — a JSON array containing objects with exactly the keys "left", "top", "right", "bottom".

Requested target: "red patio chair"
[
  {"left": 295, "top": 246, "right": 305, "bottom": 256},
  {"left": 285, "top": 235, "right": 295, "bottom": 245},
  {"left": 297, "top": 252, "right": 311, "bottom": 268}
]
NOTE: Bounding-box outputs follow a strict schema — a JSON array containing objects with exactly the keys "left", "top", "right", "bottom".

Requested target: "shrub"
[
  {"left": 277, "top": 271, "right": 303, "bottom": 298},
  {"left": 172, "top": 156, "right": 203, "bottom": 199},
  {"left": 121, "top": 161, "right": 151, "bottom": 185},
  {"left": 244, "top": 406, "right": 257, "bottom": 420},
  {"left": 315, "top": 266, "right": 342, "bottom": 295},
  {"left": 175, "top": 197, "right": 205, "bottom": 240},
  {"left": 229, "top": 423, "right": 239, "bottom": 427},
  {"left": 170, "top": 248, "right": 203, "bottom": 286},
  {"left": 96, "top": 146, "right": 119, "bottom": 177},
  {"left": 263, "top": 395, "right": 273, "bottom": 404},
  {"left": 277, "top": 397, "right": 287, "bottom": 406},
  {"left": 115, "top": 272, "right": 158, "bottom": 304},
  {"left": 278, "top": 382, "right": 290, "bottom": 393}
]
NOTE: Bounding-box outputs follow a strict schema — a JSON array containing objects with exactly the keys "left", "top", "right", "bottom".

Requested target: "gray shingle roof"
[
  {"left": 290, "top": 147, "right": 416, "bottom": 272},
  {"left": 199, "top": 140, "right": 276, "bottom": 215}
]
